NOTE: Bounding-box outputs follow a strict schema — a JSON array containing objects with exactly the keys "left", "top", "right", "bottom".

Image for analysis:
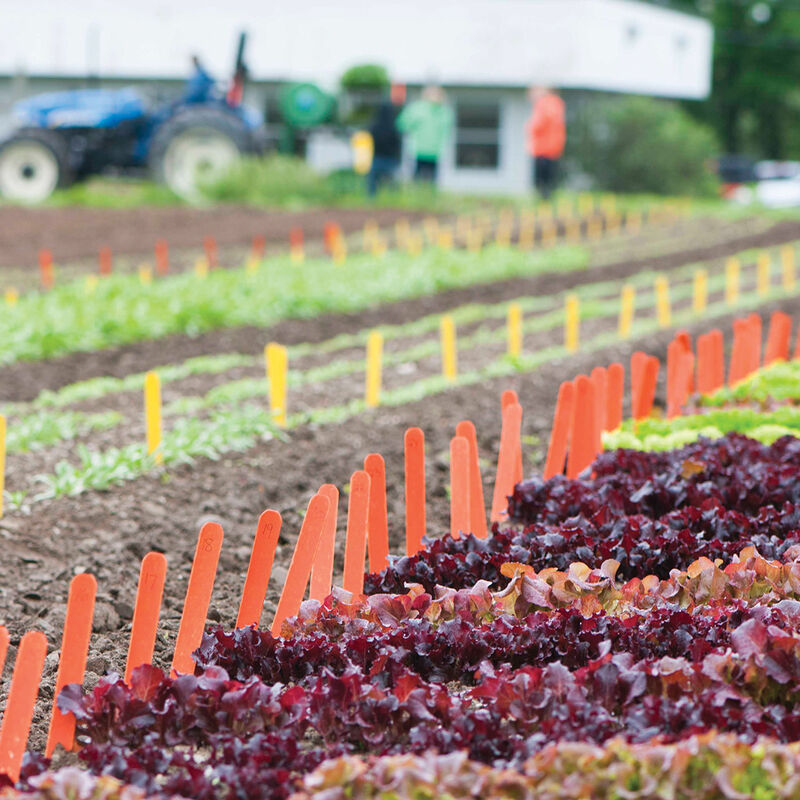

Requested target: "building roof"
[{"left": 1, "top": 0, "right": 713, "bottom": 99}]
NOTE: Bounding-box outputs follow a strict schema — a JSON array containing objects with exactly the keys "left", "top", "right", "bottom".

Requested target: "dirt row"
[
  {"left": 0, "top": 215, "right": 796, "bottom": 403},
  {"left": 3, "top": 293, "right": 800, "bottom": 755}
]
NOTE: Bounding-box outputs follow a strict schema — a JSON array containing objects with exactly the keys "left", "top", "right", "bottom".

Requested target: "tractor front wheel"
[
  {"left": 0, "top": 130, "right": 71, "bottom": 203},
  {"left": 148, "top": 108, "right": 251, "bottom": 200}
]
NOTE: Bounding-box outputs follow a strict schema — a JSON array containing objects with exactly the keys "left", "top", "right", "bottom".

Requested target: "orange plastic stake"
[
  {"left": 171, "top": 522, "right": 224, "bottom": 676},
  {"left": 46, "top": 573, "right": 97, "bottom": 757},
  {"left": 343, "top": 470, "right": 371, "bottom": 595},
  {"left": 696, "top": 333, "right": 714, "bottom": 396},
  {"left": 323, "top": 221, "right": 339, "bottom": 254},
  {"left": 271, "top": 494, "right": 330, "bottom": 636},
  {"left": 674, "top": 330, "right": 694, "bottom": 393},
  {"left": 728, "top": 319, "right": 748, "bottom": 386},
  {"left": 450, "top": 436, "right": 471, "bottom": 539},
  {"left": 566, "top": 376, "right": 597, "bottom": 478},
  {"left": 633, "top": 357, "right": 659, "bottom": 421},
  {"left": 38, "top": 249, "right": 54, "bottom": 290},
  {"left": 236, "top": 510, "right": 282, "bottom": 630},
  {"left": 765, "top": 311, "right": 792, "bottom": 365},
  {"left": 605, "top": 362, "right": 624, "bottom": 431},
  {"left": 543, "top": 381, "right": 575, "bottom": 480},
  {"left": 404, "top": 427, "right": 426, "bottom": 556},
  {"left": 630, "top": 351, "right": 647, "bottom": 414},
  {"left": 365, "top": 453, "right": 390, "bottom": 573},
  {"left": 668, "top": 342, "right": 694, "bottom": 419},
  {"left": 125, "top": 552, "right": 168, "bottom": 683},
  {"left": 456, "top": 420, "right": 487, "bottom": 538},
  {"left": 310, "top": 485, "right": 339, "bottom": 602},
  {"left": 203, "top": 236, "right": 218, "bottom": 269},
  {"left": 289, "top": 226, "right": 304, "bottom": 250},
  {"left": 98, "top": 246, "right": 112, "bottom": 277},
  {"left": 0, "top": 630, "right": 48, "bottom": 782},
  {"left": 490, "top": 402, "right": 523, "bottom": 522},
  {"left": 252, "top": 234, "right": 266, "bottom": 260},
  {"left": 0, "top": 626, "right": 8, "bottom": 677},
  {"left": 501, "top": 389, "right": 518, "bottom": 410},
  {"left": 155, "top": 239, "right": 169, "bottom": 276},
  {"left": 499, "top": 390, "right": 523, "bottom": 484},
  {"left": 589, "top": 367, "right": 606, "bottom": 454}
]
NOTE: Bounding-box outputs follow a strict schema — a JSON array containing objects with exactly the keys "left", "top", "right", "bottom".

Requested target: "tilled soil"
[
  {"left": 2, "top": 293, "right": 800, "bottom": 754},
  {"left": 0, "top": 275, "right": 742, "bottom": 499},
  {"left": 0, "top": 215, "right": 796, "bottom": 402}
]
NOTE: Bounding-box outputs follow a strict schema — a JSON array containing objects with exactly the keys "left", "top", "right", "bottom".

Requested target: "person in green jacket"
[{"left": 396, "top": 85, "right": 454, "bottom": 183}]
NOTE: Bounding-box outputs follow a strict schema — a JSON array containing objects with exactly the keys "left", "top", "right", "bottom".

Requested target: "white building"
[{"left": 0, "top": 0, "right": 713, "bottom": 194}]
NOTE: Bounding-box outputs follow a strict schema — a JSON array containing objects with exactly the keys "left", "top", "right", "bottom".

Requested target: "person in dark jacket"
[{"left": 367, "top": 100, "right": 402, "bottom": 196}]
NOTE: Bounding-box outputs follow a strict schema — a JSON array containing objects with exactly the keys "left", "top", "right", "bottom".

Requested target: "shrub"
[
  {"left": 340, "top": 64, "right": 390, "bottom": 92},
  {"left": 568, "top": 95, "right": 720, "bottom": 196}
]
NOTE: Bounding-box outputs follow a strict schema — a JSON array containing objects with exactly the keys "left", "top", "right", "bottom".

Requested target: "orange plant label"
[
  {"left": 543, "top": 381, "right": 575, "bottom": 480},
  {"left": 589, "top": 367, "right": 606, "bottom": 454},
  {"left": 765, "top": 311, "right": 791, "bottom": 365},
  {"left": 365, "top": 453, "right": 390, "bottom": 573},
  {"left": 633, "top": 357, "right": 659, "bottom": 421},
  {"left": 343, "top": 470, "right": 371, "bottom": 595},
  {"left": 155, "top": 239, "right": 169, "bottom": 276},
  {"left": 46, "top": 573, "right": 97, "bottom": 757},
  {"left": 450, "top": 436, "right": 471, "bottom": 539},
  {"left": 171, "top": 522, "right": 224, "bottom": 676},
  {"left": 499, "top": 390, "right": 523, "bottom": 483},
  {"left": 491, "top": 402, "right": 523, "bottom": 522},
  {"left": 126, "top": 552, "right": 168, "bottom": 683},
  {"left": 455, "top": 420, "right": 487, "bottom": 538},
  {"left": 237, "top": 510, "right": 282, "bottom": 630},
  {"left": 38, "top": 249, "right": 54, "bottom": 291},
  {"left": 271, "top": 493, "right": 330, "bottom": 636},
  {"left": 404, "top": 427, "right": 426, "bottom": 556},
  {"left": 310, "top": 485, "right": 339, "bottom": 602},
  {"left": 99, "top": 246, "right": 113, "bottom": 277},
  {"left": 0, "top": 630, "right": 48, "bottom": 782},
  {"left": 203, "top": 236, "right": 218, "bottom": 269},
  {"left": 566, "top": 376, "right": 596, "bottom": 479}
]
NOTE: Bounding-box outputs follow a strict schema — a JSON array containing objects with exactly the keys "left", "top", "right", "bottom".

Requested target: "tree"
[{"left": 657, "top": 0, "right": 800, "bottom": 159}]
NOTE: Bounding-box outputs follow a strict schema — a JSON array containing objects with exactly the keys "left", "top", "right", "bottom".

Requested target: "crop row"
[
  {"left": 1, "top": 346, "right": 799, "bottom": 797},
  {"left": 6, "top": 423, "right": 800, "bottom": 797},
  {"left": 2, "top": 244, "right": 796, "bottom": 510},
  {"left": 0, "top": 199, "right": 702, "bottom": 368}
]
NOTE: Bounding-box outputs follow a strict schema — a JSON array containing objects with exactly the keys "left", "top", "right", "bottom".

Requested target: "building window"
[{"left": 455, "top": 102, "right": 500, "bottom": 169}]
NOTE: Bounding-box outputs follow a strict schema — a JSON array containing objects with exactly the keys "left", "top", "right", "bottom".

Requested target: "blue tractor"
[{"left": 0, "top": 34, "right": 264, "bottom": 202}]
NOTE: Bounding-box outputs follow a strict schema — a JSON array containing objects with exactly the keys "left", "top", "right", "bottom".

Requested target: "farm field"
[{"left": 3, "top": 198, "right": 800, "bottom": 798}]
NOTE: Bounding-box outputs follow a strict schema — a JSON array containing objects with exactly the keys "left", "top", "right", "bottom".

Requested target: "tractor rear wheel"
[
  {"left": 0, "top": 129, "right": 72, "bottom": 203},
  {"left": 148, "top": 108, "right": 252, "bottom": 200}
]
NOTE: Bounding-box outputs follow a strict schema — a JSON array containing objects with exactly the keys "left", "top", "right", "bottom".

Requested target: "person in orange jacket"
[{"left": 526, "top": 86, "right": 566, "bottom": 199}]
